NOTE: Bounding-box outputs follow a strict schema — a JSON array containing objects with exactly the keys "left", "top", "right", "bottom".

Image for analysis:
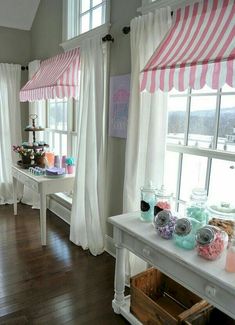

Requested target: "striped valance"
[
  {"left": 20, "top": 48, "right": 80, "bottom": 101},
  {"left": 140, "top": 0, "right": 235, "bottom": 92}
]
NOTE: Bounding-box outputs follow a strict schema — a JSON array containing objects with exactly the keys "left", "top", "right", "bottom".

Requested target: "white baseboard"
[
  {"left": 48, "top": 195, "right": 116, "bottom": 259},
  {"left": 105, "top": 234, "right": 116, "bottom": 258},
  {"left": 48, "top": 195, "right": 71, "bottom": 225}
]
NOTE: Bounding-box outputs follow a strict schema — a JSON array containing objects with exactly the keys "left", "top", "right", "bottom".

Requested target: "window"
[
  {"left": 45, "top": 98, "right": 78, "bottom": 160},
  {"left": 165, "top": 85, "right": 235, "bottom": 212},
  {"left": 66, "top": 0, "right": 108, "bottom": 40}
]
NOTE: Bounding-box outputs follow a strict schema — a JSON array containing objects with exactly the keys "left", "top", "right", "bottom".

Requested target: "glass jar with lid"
[
  {"left": 140, "top": 183, "right": 157, "bottom": 222},
  {"left": 173, "top": 217, "right": 198, "bottom": 249},
  {"left": 196, "top": 225, "right": 228, "bottom": 260},
  {"left": 153, "top": 210, "right": 178, "bottom": 239},
  {"left": 186, "top": 188, "right": 209, "bottom": 226},
  {"left": 155, "top": 185, "right": 172, "bottom": 215},
  {"left": 225, "top": 237, "right": 235, "bottom": 272}
]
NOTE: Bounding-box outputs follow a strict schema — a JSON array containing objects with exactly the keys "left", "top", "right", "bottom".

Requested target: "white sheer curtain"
[
  {"left": 0, "top": 64, "right": 21, "bottom": 204},
  {"left": 21, "top": 60, "right": 45, "bottom": 209},
  {"left": 70, "top": 37, "right": 108, "bottom": 256},
  {"left": 123, "top": 8, "right": 172, "bottom": 276}
]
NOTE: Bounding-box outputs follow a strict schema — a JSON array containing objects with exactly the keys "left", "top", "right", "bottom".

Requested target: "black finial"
[{"left": 122, "top": 26, "right": 130, "bottom": 34}]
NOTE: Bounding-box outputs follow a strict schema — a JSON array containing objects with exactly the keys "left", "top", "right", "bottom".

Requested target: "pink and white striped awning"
[
  {"left": 140, "top": 0, "right": 235, "bottom": 93},
  {"left": 20, "top": 48, "right": 80, "bottom": 101}
]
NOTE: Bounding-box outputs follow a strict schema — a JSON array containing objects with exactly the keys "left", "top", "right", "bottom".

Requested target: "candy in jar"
[
  {"left": 173, "top": 218, "right": 196, "bottom": 250},
  {"left": 140, "top": 184, "right": 156, "bottom": 222},
  {"left": 153, "top": 210, "right": 177, "bottom": 239},
  {"left": 155, "top": 185, "right": 172, "bottom": 215},
  {"left": 186, "top": 188, "right": 209, "bottom": 225},
  {"left": 196, "top": 225, "right": 228, "bottom": 260}
]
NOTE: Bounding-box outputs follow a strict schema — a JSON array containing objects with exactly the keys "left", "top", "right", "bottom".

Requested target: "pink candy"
[
  {"left": 157, "top": 201, "right": 171, "bottom": 210},
  {"left": 197, "top": 232, "right": 225, "bottom": 260}
]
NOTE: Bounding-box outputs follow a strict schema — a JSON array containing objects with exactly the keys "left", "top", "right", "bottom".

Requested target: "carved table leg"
[
  {"left": 112, "top": 243, "right": 126, "bottom": 314},
  {"left": 13, "top": 177, "right": 18, "bottom": 215},
  {"left": 40, "top": 191, "right": 47, "bottom": 246}
]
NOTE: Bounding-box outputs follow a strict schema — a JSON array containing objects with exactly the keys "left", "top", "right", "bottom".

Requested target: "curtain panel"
[
  {"left": 123, "top": 8, "right": 172, "bottom": 277},
  {"left": 70, "top": 37, "right": 108, "bottom": 256},
  {"left": 0, "top": 64, "right": 21, "bottom": 204}
]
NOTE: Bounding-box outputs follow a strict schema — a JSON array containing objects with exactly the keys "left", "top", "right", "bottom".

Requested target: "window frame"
[
  {"left": 44, "top": 98, "right": 78, "bottom": 159},
  {"left": 166, "top": 87, "right": 235, "bottom": 210},
  {"left": 63, "top": 0, "right": 110, "bottom": 41}
]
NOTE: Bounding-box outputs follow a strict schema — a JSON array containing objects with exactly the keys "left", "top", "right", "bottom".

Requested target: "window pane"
[
  {"left": 81, "top": 0, "right": 90, "bottom": 13},
  {"left": 209, "top": 159, "right": 235, "bottom": 207},
  {"left": 48, "top": 101, "right": 56, "bottom": 129},
  {"left": 61, "top": 134, "right": 68, "bottom": 156},
  {"left": 188, "top": 95, "right": 217, "bottom": 148},
  {"left": 167, "top": 96, "right": 187, "bottom": 144},
  {"left": 48, "top": 100, "right": 68, "bottom": 131},
  {"left": 80, "top": 13, "right": 90, "bottom": 33},
  {"left": 92, "top": 0, "right": 102, "bottom": 6},
  {"left": 191, "top": 85, "right": 216, "bottom": 94},
  {"left": 221, "top": 84, "right": 235, "bottom": 93},
  {"left": 218, "top": 94, "right": 235, "bottom": 152},
  {"left": 164, "top": 151, "right": 179, "bottom": 211},
  {"left": 180, "top": 154, "right": 207, "bottom": 202},
  {"left": 92, "top": 6, "right": 102, "bottom": 28},
  {"left": 54, "top": 133, "right": 60, "bottom": 155}
]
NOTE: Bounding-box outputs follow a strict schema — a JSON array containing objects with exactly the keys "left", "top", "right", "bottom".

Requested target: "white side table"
[
  {"left": 12, "top": 165, "right": 75, "bottom": 246},
  {"left": 109, "top": 212, "right": 235, "bottom": 323}
]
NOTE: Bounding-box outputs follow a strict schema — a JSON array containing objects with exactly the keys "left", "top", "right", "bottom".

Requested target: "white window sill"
[{"left": 60, "top": 23, "right": 111, "bottom": 51}]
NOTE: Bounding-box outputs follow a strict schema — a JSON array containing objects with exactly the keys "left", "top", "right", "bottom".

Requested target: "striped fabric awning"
[
  {"left": 20, "top": 48, "right": 80, "bottom": 101},
  {"left": 140, "top": 0, "right": 235, "bottom": 93}
]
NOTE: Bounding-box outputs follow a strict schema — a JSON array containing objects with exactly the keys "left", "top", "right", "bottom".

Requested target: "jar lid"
[
  {"left": 195, "top": 226, "right": 215, "bottom": 246},
  {"left": 155, "top": 210, "right": 172, "bottom": 227},
  {"left": 156, "top": 185, "right": 172, "bottom": 198},
  {"left": 190, "top": 188, "right": 207, "bottom": 201},
  {"left": 174, "top": 218, "right": 192, "bottom": 236},
  {"left": 141, "top": 180, "right": 157, "bottom": 193}
]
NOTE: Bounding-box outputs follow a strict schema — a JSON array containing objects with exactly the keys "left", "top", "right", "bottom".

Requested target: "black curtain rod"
[{"left": 21, "top": 66, "right": 28, "bottom": 71}]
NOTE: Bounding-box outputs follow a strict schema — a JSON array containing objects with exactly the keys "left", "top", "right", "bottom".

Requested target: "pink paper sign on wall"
[{"left": 109, "top": 74, "right": 130, "bottom": 138}]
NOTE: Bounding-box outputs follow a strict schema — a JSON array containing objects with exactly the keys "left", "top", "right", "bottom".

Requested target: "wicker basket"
[{"left": 130, "top": 267, "right": 209, "bottom": 325}]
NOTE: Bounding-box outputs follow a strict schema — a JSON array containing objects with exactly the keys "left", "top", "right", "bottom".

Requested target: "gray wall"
[
  {"left": 0, "top": 27, "right": 30, "bottom": 65},
  {"left": 30, "top": 0, "right": 63, "bottom": 60},
  {"left": 106, "top": 0, "right": 141, "bottom": 236},
  {"left": 0, "top": 26, "right": 31, "bottom": 140}
]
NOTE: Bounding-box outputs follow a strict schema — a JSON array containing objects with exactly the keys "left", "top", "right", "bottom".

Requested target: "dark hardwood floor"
[{"left": 0, "top": 203, "right": 129, "bottom": 325}]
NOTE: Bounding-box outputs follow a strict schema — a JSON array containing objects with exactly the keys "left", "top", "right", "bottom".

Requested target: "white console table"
[
  {"left": 109, "top": 212, "right": 235, "bottom": 324},
  {"left": 12, "top": 165, "right": 75, "bottom": 246}
]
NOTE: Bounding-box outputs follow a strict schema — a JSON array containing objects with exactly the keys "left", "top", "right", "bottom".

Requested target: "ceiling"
[{"left": 0, "top": 0, "right": 40, "bottom": 31}]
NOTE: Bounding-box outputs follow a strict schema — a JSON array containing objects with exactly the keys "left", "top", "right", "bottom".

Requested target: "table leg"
[
  {"left": 112, "top": 243, "right": 126, "bottom": 314},
  {"left": 12, "top": 177, "right": 17, "bottom": 215},
  {"left": 40, "top": 192, "right": 47, "bottom": 246}
]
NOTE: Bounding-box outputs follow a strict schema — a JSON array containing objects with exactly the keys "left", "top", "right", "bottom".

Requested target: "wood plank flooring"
[{"left": 0, "top": 203, "right": 129, "bottom": 325}]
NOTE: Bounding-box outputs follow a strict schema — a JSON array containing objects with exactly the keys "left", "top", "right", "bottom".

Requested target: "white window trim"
[
  {"left": 60, "top": 22, "right": 111, "bottom": 51},
  {"left": 167, "top": 87, "right": 235, "bottom": 210},
  {"left": 62, "top": 0, "right": 111, "bottom": 47},
  {"left": 167, "top": 144, "right": 235, "bottom": 163}
]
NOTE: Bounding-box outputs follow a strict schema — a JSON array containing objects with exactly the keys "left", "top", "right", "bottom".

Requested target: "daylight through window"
[{"left": 165, "top": 84, "right": 235, "bottom": 213}]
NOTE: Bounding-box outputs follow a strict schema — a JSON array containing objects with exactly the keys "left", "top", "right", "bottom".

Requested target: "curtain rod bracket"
[
  {"left": 122, "top": 26, "right": 130, "bottom": 34},
  {"left": 102, "top": 34, "right": 114, "bottom": 42}
]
